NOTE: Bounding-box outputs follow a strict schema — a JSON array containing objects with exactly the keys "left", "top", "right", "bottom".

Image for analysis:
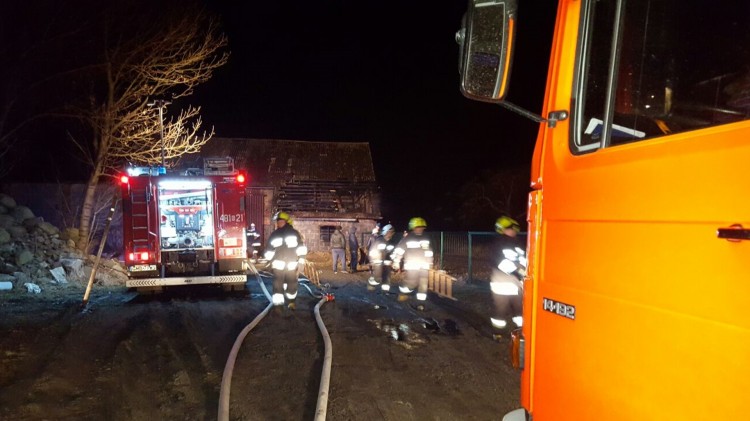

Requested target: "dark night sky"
[
  {"left": 194, "top": 1, "right": 556, "bottom": 230},
  {"left": 3, "top": 1, "right": 555, "bottom": 231}
]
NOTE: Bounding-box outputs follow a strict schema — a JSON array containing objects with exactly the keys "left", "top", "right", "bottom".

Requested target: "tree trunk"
[
  {"left": 78, "top": 158, "right": 106, "bottom": 253},
  {"left": 78, "top": 171, "right": 101, "bottom": 253}
]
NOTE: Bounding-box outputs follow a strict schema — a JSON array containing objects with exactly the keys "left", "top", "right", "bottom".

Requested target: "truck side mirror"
[{"left": 456, "top": 0, "right": 517, "bottom": 102}]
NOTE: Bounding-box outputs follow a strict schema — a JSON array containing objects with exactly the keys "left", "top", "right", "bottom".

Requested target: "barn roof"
[
  {"left": 178, "top": 138, "right": 381, "bottom": 217},
  {"left": 178, "top": 137, "right": 377, "bottom": 185}
]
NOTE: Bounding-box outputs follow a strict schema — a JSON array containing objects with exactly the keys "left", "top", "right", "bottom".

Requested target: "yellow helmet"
[
  {"left": 495, "top": 216, "right": 520, "bottom": 234},
  {"left": 273, "top": 211, "right": 291, "bottom": 222},
  {"left": 408, "top": 217, "right": 427, "bottom": 230}
]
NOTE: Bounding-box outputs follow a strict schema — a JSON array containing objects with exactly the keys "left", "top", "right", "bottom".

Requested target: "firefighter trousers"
[
  {"left": 372, "top": 263, "right": 391, "bottom": 287},
  {"left": 273, "top": 268, "right": 299, "bottom": 301},
  {"left": 401, "top": 268, "right": 428, "bottom": 295}
]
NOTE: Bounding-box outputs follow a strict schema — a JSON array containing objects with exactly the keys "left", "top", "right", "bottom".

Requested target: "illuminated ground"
[{"left": 0, "top": 270, "right": 519, "bottom": 420}]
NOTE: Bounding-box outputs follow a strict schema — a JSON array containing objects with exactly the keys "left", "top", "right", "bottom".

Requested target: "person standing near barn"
[
  {"left": 264, "top": 211, "right": 307, "bottom": 311},
  {"left": 347, "top": 227, "right": 359, "bottom": 273},
  {"left": 391, "top": 217, "right": 433, "bottom": 304},
  {"left": 330, "top": 226, "right": 347, "bottom": 274}
]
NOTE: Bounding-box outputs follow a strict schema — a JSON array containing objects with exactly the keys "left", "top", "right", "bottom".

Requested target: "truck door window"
[{"left": 574, "top": 0, "right": 750, "bottom": 152}]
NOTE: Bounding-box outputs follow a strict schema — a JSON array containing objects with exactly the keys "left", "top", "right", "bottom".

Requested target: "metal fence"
[{"left": 425, "top": 231, "right": 527, "bottom": 282}]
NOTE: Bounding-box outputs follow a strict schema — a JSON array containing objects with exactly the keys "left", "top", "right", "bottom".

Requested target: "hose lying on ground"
[
  {"left": 218, "top": 264, "right": 335, "bottom": 421},
  {"left": 217, "top": 264, "right": 272, "bottom": 421}
]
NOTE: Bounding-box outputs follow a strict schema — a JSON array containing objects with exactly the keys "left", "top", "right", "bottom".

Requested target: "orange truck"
[{"left": 457, "top": 0, "right": 750, "bottom": 419}]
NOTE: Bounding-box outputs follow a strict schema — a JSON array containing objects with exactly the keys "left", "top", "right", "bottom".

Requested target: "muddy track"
[{"left": 0, "top": 275, "right": 519, "bottom": 420}]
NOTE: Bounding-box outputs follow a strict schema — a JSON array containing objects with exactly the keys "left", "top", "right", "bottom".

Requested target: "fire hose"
[{"left": 217, "top": 263, "right": 334, "bottom": 421}]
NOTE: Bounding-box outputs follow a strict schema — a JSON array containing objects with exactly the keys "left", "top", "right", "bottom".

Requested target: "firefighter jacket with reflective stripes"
[
  {"left": 392, "top": 232, "right": 433, "bottom": 270},
  {"left": 264, "top": 224, "right": 307, "bottom": 266},
  {"left": 489, "top": 234, "right": 527, "bottom": 296},
  {"left": 368, "top": 235, "right": 396, "bottom": 265}
]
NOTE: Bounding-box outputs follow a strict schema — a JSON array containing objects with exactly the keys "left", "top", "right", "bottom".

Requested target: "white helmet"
[{"left": 381, "top": 224, "right": 394, "bottom": 235}]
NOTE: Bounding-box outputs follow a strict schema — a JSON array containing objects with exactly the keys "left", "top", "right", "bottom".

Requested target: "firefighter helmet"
[
  {"left": 495, "top": 216, "right": 521, "bottom": 234},
  {"left": 273, "top": 211, "right": 291, "bottom": 222},
  {"left": 381, "top": 224, "right": 394, "bottom": 236},
  {"left": 408, "top": 217, "right": 427, "bottom": 230}
]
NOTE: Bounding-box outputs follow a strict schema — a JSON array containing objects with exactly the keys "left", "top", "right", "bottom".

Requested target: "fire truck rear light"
[
  {"left": 120, "top": 175, "right": 129, "bottom": 184},
  {"left": 236, "top": 173, "right": 246, "bottom": 183},
  {"left": 140, "top": 252, "right": 149, "bottom": 260},
  {"left": 128, "top": 252, "right": 135, "bottom": 261}
]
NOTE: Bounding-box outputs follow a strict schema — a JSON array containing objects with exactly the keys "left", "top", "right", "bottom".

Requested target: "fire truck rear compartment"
[{"left": 161, "top": 249, "right": 215, "bottom": 276}]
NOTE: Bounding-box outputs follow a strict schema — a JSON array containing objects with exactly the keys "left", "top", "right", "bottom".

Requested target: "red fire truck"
[{"left": 120, "top": 157, "right": 249, "bottom": 292}]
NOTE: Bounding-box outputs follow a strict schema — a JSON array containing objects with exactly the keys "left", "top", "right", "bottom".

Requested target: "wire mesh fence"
[{"left": 427, "top": 231, "right": 527, "bottom": 282}]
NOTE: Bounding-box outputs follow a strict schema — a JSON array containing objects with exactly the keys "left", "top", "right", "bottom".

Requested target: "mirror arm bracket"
[{"left": 498, "top": 101, "right": 569, "bottom": 128}]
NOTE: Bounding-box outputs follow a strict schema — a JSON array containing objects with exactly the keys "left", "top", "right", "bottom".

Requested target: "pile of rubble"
[{"left": 0, "top": 193, "right": 127, "bottom": 296}]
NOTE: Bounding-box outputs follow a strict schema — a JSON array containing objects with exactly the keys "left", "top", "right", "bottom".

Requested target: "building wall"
[{"left": 292, "top": 219, "right": 378, "bottom": 253}]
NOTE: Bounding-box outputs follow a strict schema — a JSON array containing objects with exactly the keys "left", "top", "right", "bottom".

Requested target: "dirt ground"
[{"left": 0, "top": 265, "right": 520, "bottom": 421}]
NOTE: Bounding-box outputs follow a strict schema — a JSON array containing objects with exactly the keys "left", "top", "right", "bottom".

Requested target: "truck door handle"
[{"left": 717, "top": 224, "right": 750, "bottom": 241}]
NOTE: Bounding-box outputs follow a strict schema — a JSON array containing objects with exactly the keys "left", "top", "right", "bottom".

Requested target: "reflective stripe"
[
  {"left": 284, "top": 236, "right": 299, "bottom": 247},
  {"left": 416, "top": 292, "right": 427, "bottom": 301},
  {"left": 296, "top": 245, "right": 308, "bottom": 256},
  {"left": 512, "top": 316, "right": 523, "bottom": 327},
  {"left": 503, "top": 249, "right": 519, "bottom": 260},
  {"left": 406, "top": 241, "right": 421, "bottom": 248},
  {"left": 419, "top": 240, "right": 430, "bottom": 248},
  {"left": 381, "top": 284, "right": 391, "bottom": 291},
  {"left": 270, "top": 238, "right": 283, "bottom": 247},
  {"left": 286, "top": 291, "right": 298, "bottom": 300},
  {"left": 399, "top": 286, "right": 412, "bottom": 294},
  {"left": 368, "top": 277, "right": 380, "bottom": 286},
  {"left": 386, "top": 245, "right": 394, "bottom": 251},
  {"left": 515, "top": 247, "right": 525, "bottom": 256},
  {"left": 499, "top": 259, "right": 518, "bottom": 274},
  {"left": 272, "top": 259, "right": 286, "bottom": 270},
  {"left": 490, "top": 281, "right": 519, "bottom": 296},
  {"left": 394, "top": 247, "right": 405, "bottom": 255},
  {"left": 384, "top": 259, "right": 392, "bottom": 265},
  {"left": 272, "top": 293, "right": 285, "bottom": 305},
  {"left": 519, "top": 256, "right": 528, "bottom": 267},
  {"left": 424, "top": 250, "right": 433, "bottom": 257},
  {"left": 377, "top": 244, "right": 386, "bottom": 250},
  {"left": 265, "top": 251, "right": 275, "bottom": 260},
  {"left": 491, "top": 318, "right": 507, "bottom": 328},
  {"left": 287, "top": 261, "right": 298, "bottom": 271}
]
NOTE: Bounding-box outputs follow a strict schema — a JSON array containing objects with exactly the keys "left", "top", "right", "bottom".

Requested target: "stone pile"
[{"left": 0, "top": 192, "right": 127, "bottom": 295}]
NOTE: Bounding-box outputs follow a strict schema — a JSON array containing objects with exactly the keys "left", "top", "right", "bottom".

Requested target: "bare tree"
[
  {"left": 456, "top": 167, "right": 530, "bottom": 229},
  {"left": 74, "top": 3, "right": 229, "bottom": 251}
]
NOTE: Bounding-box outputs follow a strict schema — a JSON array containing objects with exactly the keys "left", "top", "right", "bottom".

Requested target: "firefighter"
[
  {"left": 246, "top": 222, "right": 261, "bottom": 262},
  {"left": 391, "top": 217, "right": 433, "bottom": 303},
  {"left": 367, "top": 224, "right": 396, "bottom": 292},
  {"left": 490, "top": 216, "right": 527, "bottom": 331},
  {"left": 264, "top": 211, "right": 308, "bottom": 310}
]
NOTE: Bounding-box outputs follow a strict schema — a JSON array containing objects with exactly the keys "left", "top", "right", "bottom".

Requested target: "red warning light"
[
  {"left": 236, "top": 173, "right": 246, "bottom": 183},
  {"left": 120, "top": 175, "right": 129, "bottom": 184}
]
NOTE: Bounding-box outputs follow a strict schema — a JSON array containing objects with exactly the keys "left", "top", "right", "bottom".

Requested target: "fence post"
[
  {"left": 467, "top": 232, "right": 473, "bottom": 283},
  {"left": 439, "top": 231, "right": 444, "bottom": 270}
]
